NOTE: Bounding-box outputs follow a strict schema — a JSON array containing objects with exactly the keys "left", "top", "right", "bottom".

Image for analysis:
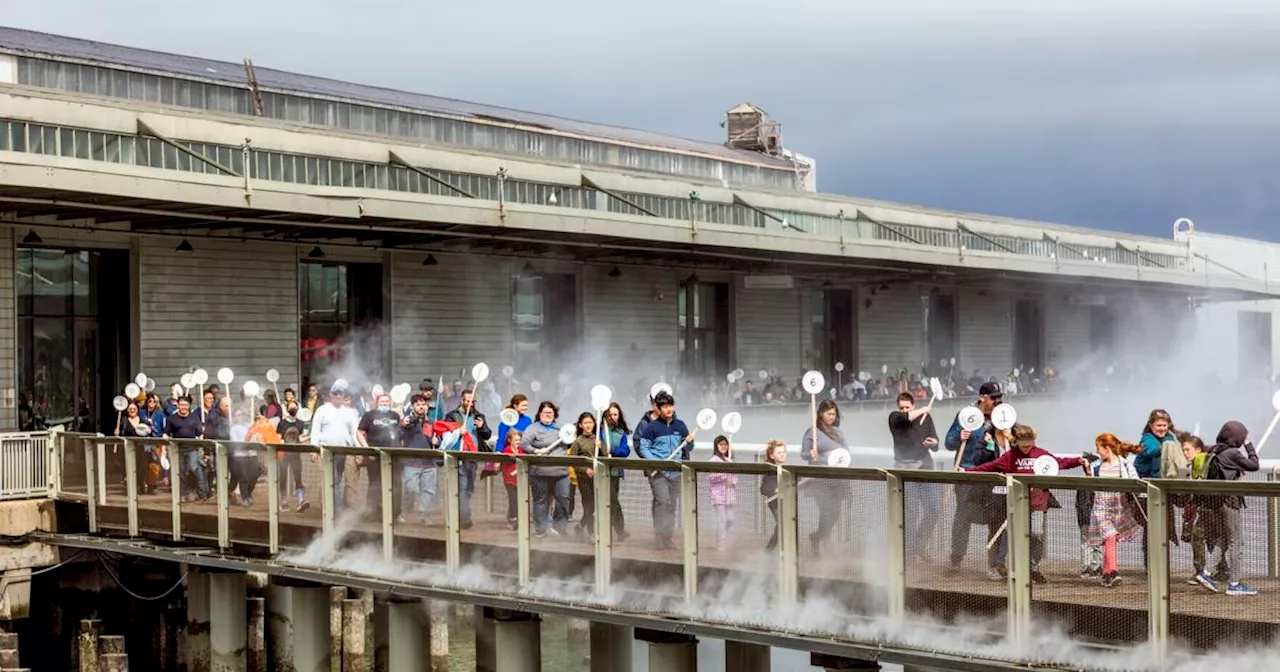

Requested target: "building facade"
[{"left": 0, "top": 27, "right": 1275, "bottom": 433}]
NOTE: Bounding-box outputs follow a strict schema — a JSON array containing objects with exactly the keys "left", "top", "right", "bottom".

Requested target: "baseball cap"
[
  {"left": 978, "top": 381, "right": 1003, "bottom": 398},
  {"left": 419, "top": 379, "right": 434, "bottom": 390}
]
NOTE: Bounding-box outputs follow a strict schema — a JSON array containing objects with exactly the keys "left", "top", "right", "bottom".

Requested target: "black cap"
[
  {"left": 419, "top": 379, "right": 434, "bottom": 390},
  {"left": 978, "top": 381, "right": 1003, "bottom": 398}
]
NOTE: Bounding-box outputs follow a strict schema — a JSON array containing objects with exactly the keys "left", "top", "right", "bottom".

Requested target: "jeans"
[
  {"left": 765, "top": 499, "right": 780, "bottom": 550},
  {"left": 458, "top": 462, "right": 477, "bottom": 525},
  {"left": 184, "top": 447, "right": 210, "bottom": 499},
  {"left": 277, "top": 453, "right": 304, "bottom": 504},
  {"left": 532, "top": 475, "right": 570, "bottom": 534},
  {"left": 576, "top": 471, "right": 596, "bottom": 534},
  {"left": 713, "top": 504, "right": 735, "bottom": 543},
  {"left": 1080, "top": 526, "right": 1102, "bottom": 572},
  {"left": 1204, "top": 505, "right": 1244, "bottom": 583},
  {"left": 402, "top": 463, "right": 438, "bottom": 517},
  {"left": 950, "top": 489, "right": 1006, "bottom": 567},
  {"left": 809, "top": 479, "right": 847, "bottom": 551},
  {"left": 649, "top": 474, "right": 679, "bottom": 541},
  {"left": 894, "top": 458, "right": 939, "bottom": 554},
  {"left": 228, "top": 455, "right": 261, "bottom": 503},
  {"left": 363, "top": 456, "right": 382, "bottom": 512},
  {"left": 610, "top": 478, "right": 626, "bottom": 534},
  {"left": 505, "top": 483, "right": 518, "bottom": 522},
  {"left": 332, "top": 456, "right": 347, "bottom": 513}
]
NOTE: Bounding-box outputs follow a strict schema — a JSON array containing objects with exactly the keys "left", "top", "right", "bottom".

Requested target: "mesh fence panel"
[
  {"left": 694, "top": 470, "right": 776, "bottom": 603},
  {"left": 797, "top": 476, "right": 886, "bottom": 616},
  {"left": 528, "top": 459, "right": 595, "bottom": 589},
  {"left": 609, "top": 463, "right": 684, "bottom": 608},
  {"left": 58, "top": 433, "right": 90, "bottom": 497}
]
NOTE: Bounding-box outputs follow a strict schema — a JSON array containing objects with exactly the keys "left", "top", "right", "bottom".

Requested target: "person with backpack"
[
  {"left": 1178, "top": 433, "right": 1226, "bottom": 585},
  {"left": 1193, "top": 420, "right": 1260, "bottom": 596}
]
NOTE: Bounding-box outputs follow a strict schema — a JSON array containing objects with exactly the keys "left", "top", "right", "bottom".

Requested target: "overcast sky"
[{"left": 7, "top": 1, "right": 1280, "bottom": 240}]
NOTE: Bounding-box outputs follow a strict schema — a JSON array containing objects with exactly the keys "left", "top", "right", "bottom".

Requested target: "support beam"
[
  {"left": 428, "top": 601, "right": 449, "bottom": 672},
  {"left": 810, "top": 652, "right": 879, "bottom": 670},
  {"left": 266, "top": 584, "right": 332, "bottom": 672},
  {"left": 329, "top": 588, "right": 345, "bottom": 672},
  {"left": 341, "top": 599, "right": 370, "bottom": 672},
  {"left": 384, "top": 602, "right": 430, "bottom": 672},
  {"left": 186, "top": 573, "right": 211, "bottom": 672},
  {"left": 209, "top": 573, "right": 247, "bottom": 672},
  {"left": 78, "top": 619, "right": 101, "bottom": 672},
  {"left": 725, "top": 641, "right": 769, "bottom": 672},
  {"left": 636, "top": 629, "right": 696, "bottom": 672},
  {"left": 589, "top": 622, "right": 632, "bottom": 672},
  {"left": 492, "top": 610, "right": 541, "bottom": 672},
  {"left": 475, "top": 606, "right": 496, "bottom": 672},
  {"left": 247, "top": 597, "right": 266, "bottom": 672}
]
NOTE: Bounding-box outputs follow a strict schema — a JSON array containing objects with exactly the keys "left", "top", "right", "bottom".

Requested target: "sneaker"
[
  {"left": 280, "top": 502, "right": 290, "bottom": 512},
  {"left": 1226, "top": 582, "right": 1258, "bottom": 597},
  {"left": 988, "top": 565, "right": 1007, "bottom": 582},
  {"left": 298, "top": 500, "right": 311, "bottom": 512},
  {"left": 1081, "top": 568, "right": 1102, "bottom": 580},
  {"left": 534, "top": 530, "right": 546, "bottom": 539},
  {"left": 242, "top": 497, "right": 254, "bottom": 508},
  {"left": 461, "top": 520, "right": 474, "bottom": 531},
  {"left": 615, "top": 530, "right": 630, "bottom": 542},
  {"left": 1102, "top": 573, "right": 1123, "bottom": 588},
  {"left": 1194, "top": 570, "right": 1219, "bottom": 593},
  {"left": 545, "top": 527, "right": 559, "bottom": 536},
  {"left": 1186, "top": 576, "right": 1202, "bottom": 586},
  {"left": 1030, "top": 569, "right": 1048, "bottom": 585}
]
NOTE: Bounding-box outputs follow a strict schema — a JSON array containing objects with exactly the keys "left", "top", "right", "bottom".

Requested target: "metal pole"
[
  {"left": 215, "top": 442, "right": 229, "bottom": 549},
  {"left": 380, "top": 450, "right": 394, "bottom": 562},
  {"left": 1005, "top": 476, "right": 1031, "bottom": 647},
  {"left": 777, "top": 467, "right": 799, "bottom": 605},
  {"left": 85, "top": 440, "right": 98, "bottom": 533},
  {"left": 267, "top": 445, "right": 280, "bottom": 555},
  {"left": 594, "top": 463, "right": 613, "bottom": 596},
  {"left": 884, "top": 472, "right": 906, "bottom": 626},
  {"left": 1146, "top": 482, "right": 1170, "bottom": 667},
  {"left": 321, "top": 448, "right": 335, "bottom": 537},
  {"left": 444, "top": 454, "right": 461, "bottom": 571},
  {"left": 124, "top": 439, "right": 138, "bottom": 537},
  {"left": 516, "top": 458, "right": 531, "bottom": 587},
  {"left": 681, "top": 465, "right": 699, "bottom": 603},
  {"left": 170, "top": 439, "right": 182, "bottom": 542}
]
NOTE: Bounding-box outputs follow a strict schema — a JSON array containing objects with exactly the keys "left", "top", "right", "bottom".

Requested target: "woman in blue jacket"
[{"left": 600, "top": 402, "right": 632, "bottom": 541}]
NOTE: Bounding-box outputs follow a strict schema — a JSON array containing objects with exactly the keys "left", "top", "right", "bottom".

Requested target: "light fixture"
[
  {"left": 21, "top": 230, "right": 41, "bottom": 245},
  {"left": 308, "top": 246, "right": 325, "bottom": 259},
  {"left": 422, "top": 254, "right": 438, "bottom": 267},
  {"left": 877, "top": 282, "right": 890, "bottom": 292},
  {"left": 521, "top": 261, "right": 536, "bottom": 274},
  {"left": 176, "top": 238, "right": 194, "bottom": 252},
  {"left": 607, "top": 266, "right": 621, "bottom": 278},
  {"left": 686, "top": 273, "right": 700, "bottom": 285},
  {"left": 547, "top": 192, "right": 558, "bottom": 206}
]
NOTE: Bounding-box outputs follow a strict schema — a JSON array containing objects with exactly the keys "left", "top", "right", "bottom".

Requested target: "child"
[
  {"left": 1179, "top": 433, "right": 1217, "bottom": 585},
  {"left": 568, "top": 412, "right": 601, "bottom": 543},
  {"left": 1087, "top": 433, "right": 1142, "bottom": 587},
  {"left": 966, "top": 423, "right": 1094, "bottom": 584},
  {"left": 278, "top": 425, "right": 310, "bottom": 512},
  {"left": 760, "top": 440, "right": 786, "bottom": 551},
  {"left": 706, "top": 435, "right": 738, "bottom": 551},
  {"left": 1194, "top": 421, "right": 1259, "bottom": 596},
  {"left": 501, "top": 428, "right": 522, "bottom": 530}
]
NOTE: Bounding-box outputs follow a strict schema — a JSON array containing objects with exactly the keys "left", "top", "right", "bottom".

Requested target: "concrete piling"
[
  {"left": 726, "top": 641, "right": 771, "bottom": 672},
  {"left": 100, "top": 653, "right": 128, "bottom": 672},
  {"left": 187, "top": 572, "right": 211, "bottom": 672},
  {"left": 0, "top": 648, "right": 18, "bottom": 669},
  {"left": 209, "top": 573, "right": 247, "bottom": 672},
  {"left": 588, "top": 623, "right": 632, "bottom": 672},
  {"left": 98, "top": 634, "right": 125, "bottom": 671},
  {"left": 246, "top": 597, "right": 266, "bottom": 672},
  {"left": 474, "top": 607, "right": 495, "bottom": 672},
  {"left": 427, "top": 601, "right": 449, "bottom": 672},
  {"left": 78, "top": 619, "right": 101, "bottom": 672},
  {"left": 329, "top": 588, "right": 345, "bottom": 672},
  {"left": 341, "top": 599, "right": 369, "bottom": 672}
]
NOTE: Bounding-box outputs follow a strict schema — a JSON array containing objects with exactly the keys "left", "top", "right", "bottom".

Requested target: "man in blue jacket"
[
  {"left": 944, "top": 381, "right": 1008, "bottom": 579},
  {"left": 637, "top": 391, "right": 694, "bottom": 550}
]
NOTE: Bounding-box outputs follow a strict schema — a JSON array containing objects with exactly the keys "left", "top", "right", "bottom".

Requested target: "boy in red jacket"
[{"left": 967, "top": 423, "right": 1096, "bottom": 583}]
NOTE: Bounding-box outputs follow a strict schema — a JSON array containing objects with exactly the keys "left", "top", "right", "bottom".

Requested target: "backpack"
[{"left": 1202, "top": 452, "right": 1226, "bottom": 481}]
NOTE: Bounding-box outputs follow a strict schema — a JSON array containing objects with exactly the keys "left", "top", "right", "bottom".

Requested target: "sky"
[{"left": 6, "top": 1, "right": 1280, "bottom": 240}]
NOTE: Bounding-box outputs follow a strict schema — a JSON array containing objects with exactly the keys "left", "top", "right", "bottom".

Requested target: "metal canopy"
[{"left": 0, "top": 184, "right": 1268, "bottom": 301}]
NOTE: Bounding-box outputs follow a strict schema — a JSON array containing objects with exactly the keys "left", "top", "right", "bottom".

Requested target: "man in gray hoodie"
[{"left": 1193, "top": 420, "right": 1259, "bottom": 597}]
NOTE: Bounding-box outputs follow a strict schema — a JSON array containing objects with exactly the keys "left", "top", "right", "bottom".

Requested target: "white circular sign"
[
  {"left": 835, "top": 362, "right": 845, "bottom": 372},
  {"left": 1271, "top": 390, "right": 1280, "bottom": 412},
  {"left": 726, "top": 372, "right": 736, "bottom": 383},
  {"left": 499, "top": 408, "right": 520, "bottom": 427},
  {"left": 472, "top": 362, "right": 490, "bottom": 383},
  {"left": 590, "top": 384, "right": 612, "bottom": 404},
  {"left": 502, "top": 365, "right": 515, "bottom": 378},
  {"left": 217, "top": 368, "right": 234, "bottom": 385},
  {"left": 939, "top": 358, "right": 948, "bottom": 367},
  {"left": 1032, "top": 455, "right": 1059, "bottom": 476},
  {"left": 192, "top": 368, "right": 209, "bottom": 385},
  {"left": 145, "top": 378, "right": 156, "bottom": 392},
  {"left": 950, "top": 357, "right": 957, "bottom": 366},
  {"left": 732, "top": 368, "right": 744, "bottom": 379},
  {"left": 296, "top": 408, "right": 313, "bottom": 422},
  {"left": 958, "top": 406, "right": 985, "bottom": 432},
  {"left": 802, "top": 370, "right": 825, "bottom": 395},
  {"left": 827, "top": 448, "right": 852, "bottom": 467},
  {"left": 758, "top": 370, "right": 769, "bottom": 381},
  {"left": 649, "top": 382, "right": 673, "bottom": 400},
  {"left": 112, "top": 395, "right": 129, "bottom": 412},
  {"left": 695, "top": 408, "right": 718, "bottom": 431},
  {"left": 881, "top": 365, "right": 889, "bottom": 374},
  {"left": 530, "top": 380, "right": 542, "bottom": 393},
  {"left": 124, "top": 383, "right": 141, "bottom": 399},
  {"left": 135, "top": 373, "right": 148, "bottom": 387},
  {"left": 1012, "top": 368, "right": 1021, "bottom": 378},
  {"left": 137, "top": 424, "right": 152, "bottom": 436},
  {"left": 371, "top": 384, "right": 385, "bottom": 398},
  {"left": 390, "top": 385, "right": 409, "bottom": 405},
  {"left": 266, "top": 368, "right": 280, "bottom": 383},
  {"left": 991, "top": 403, "right": 1018, "bottom": 430},
  {"left": 180, "top": 373, "right": 194, "bottom": 390},
  {"left": 160, "top": 454, "right": 171, "bottom": 471},
  {"left": 721, "top": 411, "right": 742, "bottom": 435},
  {"left": 929, "top": 377, "right": 944, "bottom": 399},
  {"left": 558, "top": 424, "right": 577, "bottom": 444},
  {"left": 1105, "top": 365, "right": 1115, "bottom": 375},
  {"left": 242, "top": 380, "right": 260, "bottom": 398}
]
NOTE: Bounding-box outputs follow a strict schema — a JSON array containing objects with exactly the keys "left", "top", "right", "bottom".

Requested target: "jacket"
[
  {"left": 600, "top": 424, "right": 630, "bottom": 478},
  {"left": 495, "top": 414, "right": 532, "bottom": 486},
  {"left": 568, "top": 435, "right": 598, "bottom": 481},
  {"left": 968, "top": 446, "right": 1085, "bottom": 511},
  {"left": 522, "top": 422, "right": 568, "bottom": 478},
  {"left": 1136, "top": 431, "right": 1178, "bottom": 479},
  {"left": 637, "top": 414, "right": 690, "bottom": 479},
  {"left": 445, "top": 408, "right": 493, "bottom": 451},
  {"left": 945, "top": 409, "right": 1000, "bottom": 469},
  {"left": 801, "top": 426, "right": 847, "bottom": 464},
  {"left": 1202, "top": 420, "right": 1259, "bottom": 509},
  {"left": 707, "top": 453, "right": 738, "bottom": 506}
]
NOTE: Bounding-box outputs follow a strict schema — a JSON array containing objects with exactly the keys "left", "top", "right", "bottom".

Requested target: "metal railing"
[
  {"left": 39, "top": 433, "right": 1280, "bottom": 669},
  {"left": 0, "top": 430, "right": 50, "bottom": 500}
]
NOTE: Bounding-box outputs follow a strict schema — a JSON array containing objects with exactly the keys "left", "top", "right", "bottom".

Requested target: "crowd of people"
[{"left": 106, "top": 369, "right": 1263, "bottom": 597}]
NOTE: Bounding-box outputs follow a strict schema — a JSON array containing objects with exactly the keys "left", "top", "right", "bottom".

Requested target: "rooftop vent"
[{"left": 725, "top": 103, "right": 783, "bottom": 156}]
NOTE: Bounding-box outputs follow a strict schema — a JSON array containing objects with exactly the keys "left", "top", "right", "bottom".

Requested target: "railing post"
[
  {"left": 515, "top": 457, "right": 531, "bottom": 587},
  {"left": 46, "top": 429, "right": 60, "bottom": 498},
  {"left": 215, "top": 442, "right": 229, "bottom": 549},
  {"left": 1005, "top": 475, "right": 1031, "bottom": 646},
  {"left": 1147, "top": 482, "right": 1170, "bottom": 666},
  {"left": 884, "top": 472, "right": 907, "bottom": 625},
  {"left": 380, "top": 450, "right": 394, "bottom": 562},
  {"left": 124, "top": 439, "right": 139, "bottom": 537},
  {"left": 320, "top": 448, "right": 335, "bottom": 537},
  {"left": 96, "top": 436, "right": 108, "bottom": 506},
  {"left": 266, "top": 444, "right": 280, "bottom": 555},
  {"left": 85, "top": 439, "right": 98, "bottom": 533},
  {"left": 681, "top": 464, "right": 699, "bottom": 604},
  {"left": 443, "top": 453, "right": 461, "bottom": 572},
  {"left": 170, "top": 440, "right": 182, "bottom": 542},
  {"left": 1267, "top": 468, "right": 1279, "bottom": 578},
  {"left": 593, "top": 461, "right": 612, "bottom": 596},
  {"left": 777, "top": 467, "right": 799, "bottom": 605}
]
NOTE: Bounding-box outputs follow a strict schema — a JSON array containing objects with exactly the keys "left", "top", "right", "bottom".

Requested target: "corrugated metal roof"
[{"left": 0, "top": 26, "right": 795, "bottom": 169}]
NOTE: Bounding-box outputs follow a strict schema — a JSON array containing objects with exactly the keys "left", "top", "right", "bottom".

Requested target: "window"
[
  {"left": 1238, "top": 311, "right": 1273, "bottom": 381},
  {"left": 1013, "top": 298, "right": 1044, "bottom": 375},
  {"left": 511, "top": 272, "right": 578, "bottom": 381},
  {"left": 298, "top": 262, "right": 384, "bottom": 389},
  {"left": 678, "top": 280, "right": 729, "bottom": 381},
  {"left": 921, "top": 294, "right": 957, "bottom": 377}
]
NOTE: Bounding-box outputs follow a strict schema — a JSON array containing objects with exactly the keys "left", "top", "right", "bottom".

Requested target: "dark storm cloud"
[{"left": 6, "top": 1, "right": 1280, "bottom": 239}]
